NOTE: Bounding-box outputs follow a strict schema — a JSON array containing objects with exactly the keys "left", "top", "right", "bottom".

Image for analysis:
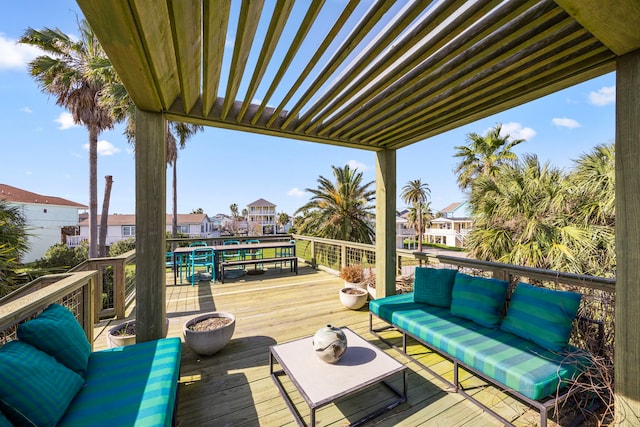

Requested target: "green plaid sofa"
[
  {"left": 0, "top": 304, "right": 182, "bottom": 427},
  {"left": 369, "top": 269, "right": 590, "bottom": 427}
]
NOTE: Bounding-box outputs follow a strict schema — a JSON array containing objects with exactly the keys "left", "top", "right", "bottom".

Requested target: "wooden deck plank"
[{"left": 92, "top": 265, "right": 565, "bottom": 426}]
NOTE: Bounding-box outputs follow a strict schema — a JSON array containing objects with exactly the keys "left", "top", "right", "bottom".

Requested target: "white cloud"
[
  {"left": 0, "top": 34, "right": 42, "bottom": 70},
  {"left": 83, "top": 140, "right": 121, "bottom": 156},
  {"left": 499, "top": 122, "right": 536, "bottom": 141},
  {"left": 347, "top": 159, "right": 368, "bottom": 171},
  {"left": 552, "top": 117, "right": 581, "bottom": 129},
  {"left": 589, "top": 86, "right": 615, "bottom": 106},
  {"left": 55, "top": 112, "right": 79, "bottom": 130},
  {"left": 287, "top": 187, "right": 306, "bottom": 197},
  {"left": 20, "top": 106, "right": 32, "bottom": 113}
]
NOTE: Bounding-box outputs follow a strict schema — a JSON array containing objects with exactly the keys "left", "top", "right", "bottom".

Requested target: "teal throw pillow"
[
  {"left": 0, "top": 340, "right": 84, "bottom": 427},
  {"left": 18, "top": 303, "right": 91, "bottom": 375},
  {"left": 450, "top": 273, "right": 509, "bottom": 328},
  {"left": 500, "top": 283, "right": 582, "bottom": 351},
  {"left": 0, "top": 411, "right": 12, "bottom": 427},
  {"left": 413, "top": 267, "right": 458, "bottom": 307}
]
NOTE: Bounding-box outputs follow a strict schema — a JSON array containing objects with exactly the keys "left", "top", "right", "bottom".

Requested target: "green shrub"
[
  {"left": 108, "top": 238, "right": 136, "bottom": 256},
  {"left": 39, "top": 241, "right": 88, "bottom": 269}
]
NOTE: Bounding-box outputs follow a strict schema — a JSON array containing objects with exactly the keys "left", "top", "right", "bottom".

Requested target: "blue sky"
[{"left": 0, "top": 2, "right": 616, "bottom": 218}]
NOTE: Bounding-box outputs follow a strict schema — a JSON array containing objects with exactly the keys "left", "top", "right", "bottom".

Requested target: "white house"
[
  {"left": 247, "top": 198, "right": 276, "bottom": 235},
  {"left": 396, "top": 209, "right": 416, "bottom": 249},
  {"left": 73, "top": 213, "right": 217, "bottom": 247},
  {"left": 425, "top": 202, "right": 473, "bottom": 248},
  {"left": 0, "top": 184, "right": 87, "bottom": 263}
]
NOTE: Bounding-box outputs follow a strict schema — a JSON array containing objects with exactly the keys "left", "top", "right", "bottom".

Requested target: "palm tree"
[
  {"left": 277, "top": 212, "right": 290, "bottom": 233},
  {"left": 0, "top": 200, "right": 30, "bottom": 295},
  {"left": 169, "top": 122, "right": 203, "bottom": 241},
  {"left": 401, "top": 179, "right": 431, "bottom": 252},
  {"left": 295, "top": 165, "right": 375, "bottom": 244},
  {"left": 21, "top": 22, "right": 114, "bottom": 258},
  {"left": 453, "top": 124, "right": 524, "bottom": 192}
]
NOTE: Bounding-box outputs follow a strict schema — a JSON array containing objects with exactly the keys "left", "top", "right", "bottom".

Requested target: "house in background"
[
  {"left": 0, "top": 183, "right": 86, "bottom": 263},
  {"left": 425, "top": 202, "right": 473, "bottom": 248},
  {"left": 247, "top": 198, "right": 276, "bottom": 235},
  {"left": 72, "top": 213, "right": 217, "bottom": 247},
  {"left": 396, "top": 209, "right": 416, "bottom": 249}
]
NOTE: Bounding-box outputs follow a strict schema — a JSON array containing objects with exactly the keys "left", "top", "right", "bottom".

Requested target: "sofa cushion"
[
  {"left": 58, "top": 337, "right": 182, "bottom": 427},
  {"left": 0, "top": 411, "right": 12, "bottom": 427},
  {"left": 18, "top": 303, "right": 91, "bottom": 375},
  {"left": 413, "top": 267, "right": 458, "bottom": 307},
  {"left": 0, "top": 340, "right": 84, "bottom": 427},
  {"left": 449, "top": 273, "right": 509, "bottom": 328},
  {"left": 501, "top": 283, "right": 582, "bottom": 351},
  {"left": 370, "top": 294, "right": 588, "bottom": 400}
]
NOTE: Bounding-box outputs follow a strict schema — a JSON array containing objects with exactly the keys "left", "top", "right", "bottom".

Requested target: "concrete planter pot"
[
  {"left": 183, "top": 312, "right": 236, "bottom": 356},
  {"left": 339, "top": 287, "right": 368, "bottom": 310},
  {"left": 107, "top": 318, "right": 169, "bottom": 348}
]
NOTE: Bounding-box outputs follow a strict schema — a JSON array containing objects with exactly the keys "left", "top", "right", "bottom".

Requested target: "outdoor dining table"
[{"left": 172, "top": 241, "right": 296, "bottom": 285}]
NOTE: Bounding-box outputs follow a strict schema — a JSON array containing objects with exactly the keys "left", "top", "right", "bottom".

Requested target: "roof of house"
[
  {"left": 247, "top": 198, "right": 275, "bottom": 207},
  {"left": 439, "top": 202, "right": 464, "bottom": 214},
  {"left": 0, "top": 183, "right": 87, "bottom": 208},
  {"left": 78, "top": 213, "right": 209, "bottom": 226}
]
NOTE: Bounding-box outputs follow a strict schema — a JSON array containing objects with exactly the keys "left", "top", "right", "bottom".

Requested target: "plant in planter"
[
  {"left": 106, "top": 318, "right": 169, "bottom": 348},
  {"left": 183, "top": 312, "right": 236, "bottom": 356},
  {"left": 339, "top": 287, "right": 368, "bottom": 310},
  {"left": 339, "top": 264, "right": 365, "bottom": 289}
]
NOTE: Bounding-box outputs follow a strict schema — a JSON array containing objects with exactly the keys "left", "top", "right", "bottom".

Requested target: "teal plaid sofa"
[
  {"left": 0, "top": 304, "right": 181, "bottom": 427},
  {"left": 369, "top": 269, "right": 591, "bottom": 427}
]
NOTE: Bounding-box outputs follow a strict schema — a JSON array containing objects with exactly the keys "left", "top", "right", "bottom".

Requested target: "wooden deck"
[{"left": 92, "top": 265, "right": 558, "bottom": 426}]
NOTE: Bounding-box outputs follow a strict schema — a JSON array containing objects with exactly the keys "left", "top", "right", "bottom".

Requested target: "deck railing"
[
  {"left": 69, "top": 249, "right": 136, "bottom": 320},
  {"left": 0, "top": 270, "right": 97, "bottom": 348}
]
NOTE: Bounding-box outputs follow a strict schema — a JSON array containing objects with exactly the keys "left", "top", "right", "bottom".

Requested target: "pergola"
[{"left": 76, "top": 0, "right": 639, "bottom": 421}]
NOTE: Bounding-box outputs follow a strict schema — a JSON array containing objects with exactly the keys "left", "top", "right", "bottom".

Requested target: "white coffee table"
[{"left": 269, "top": 327, "right": 407, "bottom": 426}]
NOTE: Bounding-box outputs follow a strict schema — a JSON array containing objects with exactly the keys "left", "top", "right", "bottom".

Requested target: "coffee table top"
[{"left": 270, "top": 327, "right": 406, "bottom": 407}]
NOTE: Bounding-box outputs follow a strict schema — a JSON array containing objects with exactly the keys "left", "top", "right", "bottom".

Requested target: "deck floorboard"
[{"left": 92, "top": 264, "right": 561, "bottom": 426}]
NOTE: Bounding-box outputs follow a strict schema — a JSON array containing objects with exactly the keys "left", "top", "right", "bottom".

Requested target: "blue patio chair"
[
  {"left": 243, "top": 239, "right": 263, "bottom": 269},
  {"left": 222, "top": 240, "right": 241, "bottom": 262},
  {"left": 276, "top": 239, "right": 296, "bottom": 272},
  {"left": 167, "top": 251, "right": 187, "bottom": 284},
  {"left": 189, "top": 241, "right": 207, "bottom": 247},
  {"left": 186, "top": 248, "right": 215, "bottom": 286}
]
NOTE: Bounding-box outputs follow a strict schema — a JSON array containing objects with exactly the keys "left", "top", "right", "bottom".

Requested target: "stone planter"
[
  {"left": 107, "top": 318, "right": 169, "bottom": 348},
  {"left": 339, "top": 287, "right": 368, "bottom": 310},
  {"left": 183, "top": 312, "right": 236, "bottom": 356}
]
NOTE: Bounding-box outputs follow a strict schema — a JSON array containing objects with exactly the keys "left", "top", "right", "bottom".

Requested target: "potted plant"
[
  {"left": 106, "top": 318, "right": 169, "bottom": 348},
  {"left": 362, "top": 270, "right": 376, "bottom": 299},
  {"left": 183, "top": 312, "right": 236, "bottom": 356},
  {"left": 339, "top": 287, "right": 368, "bottom": 310},
  {"left": 339, "top": 264, "right": 365, "bottom": 289}
]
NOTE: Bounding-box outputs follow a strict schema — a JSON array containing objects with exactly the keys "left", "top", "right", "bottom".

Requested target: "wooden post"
[
  {"left": 135, "top": 108, "right": 167, "bottom": 343},
  {"left": 375, "top": 149, "right": 396, "bottom": 298},
  {"left": 113, "top": 259, "right": 125, "bottom": 319},
  {"left": 615, "top": 49, "right": 640, "bottom": 426}
]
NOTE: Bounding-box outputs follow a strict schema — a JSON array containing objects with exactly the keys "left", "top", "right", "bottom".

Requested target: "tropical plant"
[
  {"left": 339, "top": 264, "right": 364, "bottom": 283},
  {"left": 295, "top": 165, "right": 375, "bottom": 244},
  {"left": 229, "top": 204, "right": 239, "bottom": 218},
  {"left": 454, "top": 124, "right": 524, "bottom": 192},
  {"left": 401, "top": 179, "right": 431, "bottom": 252},
  {"left": 21, "top": 22, "right": 115, "bottom": 258},
  {"left": 0, "top": 200, "right": 30, "bottom": 295},
  {"left": 39, "top": 241, "right": 88, "bottom": 270},
  {"left": 277, "top": 212, "right": 290, "bottom": 232},
  {"left": 108, "top": 238, "right": 136, "bottom": 257},
  {"left": 169, "top": 122, "right": 203, "bottom": 243}
]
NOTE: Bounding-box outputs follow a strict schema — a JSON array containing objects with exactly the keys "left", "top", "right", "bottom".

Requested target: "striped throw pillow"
[
  {"left": 450, "top": 273, "right": 509, "bottom": 328},
  {"left": 501, "top": 283, "right": 581, "bottom": 351},
  {"left": 413, "top": 267, "right": 458, "bottom": 307},
  {"left": 18, "top": 303, "right": 91, "bottom": 375},
  {"left": 0, "top": 340, "right": 84, "bottom": 427}
]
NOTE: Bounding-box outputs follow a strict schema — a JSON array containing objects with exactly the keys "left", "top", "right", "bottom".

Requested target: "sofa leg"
[{"left": 453, "top": 360, "right": 459, "bottom": 392}]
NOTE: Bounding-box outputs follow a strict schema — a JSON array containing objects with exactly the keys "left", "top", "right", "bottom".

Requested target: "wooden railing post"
[
  {"left": 341, "top": 244, "right": 347, "bottom": 269},
  {"left": 113, "top": 258, "right": 125, "bottom": 319}
]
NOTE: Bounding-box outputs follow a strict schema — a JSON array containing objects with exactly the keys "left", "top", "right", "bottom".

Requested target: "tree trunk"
[
  {"left": 99, "top": 175, "right": 113, "bottom": 257},
  {"left": 417, "top": 201, "right": 423, "bottom": 253},
  {"left": 88, "top": 127, "right": 99, "bottom": 259},
  {"left": 172, "top": 160, "right": 178, "bottom": 251}
]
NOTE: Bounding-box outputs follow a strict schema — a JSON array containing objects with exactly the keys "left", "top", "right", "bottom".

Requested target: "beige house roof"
[
  {"left": 247, "top": 198, "right": 275, "bottom": 207},
  {"left": 78, "top": 213, "right": 209, "bottom": 226},
  {"left": 0, "top": 183, "right": 86, "bottom": 209}
]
